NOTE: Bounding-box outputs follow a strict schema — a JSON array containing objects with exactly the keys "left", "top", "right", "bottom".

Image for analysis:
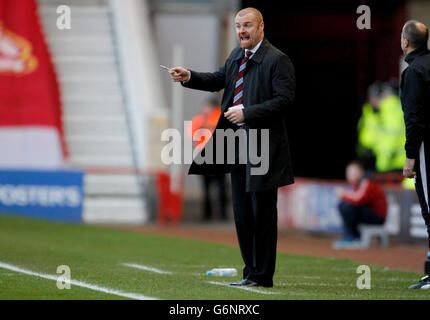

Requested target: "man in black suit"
[
  {"left": 400, "top": 20, "right": 430, "bottom": 289},
  {"left": 169, "top": 7, "right": 295, "bottom": 288}
]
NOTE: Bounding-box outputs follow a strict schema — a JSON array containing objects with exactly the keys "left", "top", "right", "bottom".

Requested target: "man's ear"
[{"left": 404, "top": 38, "right": 409, "bottom": 49}]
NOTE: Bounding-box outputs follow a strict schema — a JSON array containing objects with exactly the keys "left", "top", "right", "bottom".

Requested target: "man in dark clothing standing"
[
  {"left": 168, "top": 7, "right": 295, "bottom": 287},
  {"left": 400, "top": 20, "right": 430, "bottom": 289}
]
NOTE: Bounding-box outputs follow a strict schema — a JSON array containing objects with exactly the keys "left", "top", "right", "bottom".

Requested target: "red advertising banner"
[{"left": 0, "top": 0, "right": 67, "bottom": 168}]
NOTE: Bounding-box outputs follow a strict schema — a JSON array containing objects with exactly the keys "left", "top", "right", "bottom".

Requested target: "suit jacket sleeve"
[
  {"left": 402, "top": 67, "right": 426, "bottom": 159},
  {"left": 181, "top": 65, "right": 226, "bottom": 92},
  {"left": 242, "top": 54, "right": 295, "bottom": 123}
]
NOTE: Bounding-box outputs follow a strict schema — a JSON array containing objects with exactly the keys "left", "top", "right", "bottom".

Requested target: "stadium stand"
[{"left": 37, "top": 0, "right": 169, "bottom": 224}]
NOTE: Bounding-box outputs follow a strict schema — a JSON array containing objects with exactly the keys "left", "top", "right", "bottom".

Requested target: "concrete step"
[
  {"left": 65, "top": 115, "right": 125, "bottom": 122},
  {"left": 54, "top": 56, "right": 116, "bottom": 65},
  {"left": 84, "top": 174, "right": 141, "bottom": 196},
  {"left": 47, "top": 37, "right": 113, "bottom": 56},
  {"left": 65, "top": 134, "right": 129, "bottom": 145},
  {"left": 42, "top": 24, "right": 112, "bottom": 38},
  {"left": 39, "top": 6, "right": 110, "bottom": 18},
  {"left": 69, "top": 155, "right": 133, "bottom": 167},
  {"left": 68, "top": 140, "right": 131, "bottom": 155},
  {"left": 66, "top": 135, "right": 128, "bottom": 143},
  {"left": 55, "top": 62, "right": 118, "bottom": 77},
  {"left": 83, "top": 196, "right": 147, "bottom": 225},
  {"left": 65, "top": 120, "right": 127, "bottom": 136},
  {"left": 60, "top": 87, "right": 122, "bottom": 99},
  {"left": 59, "top": 76, "right": 120, "bottom": 86},
  {"left": 62, "top": 105, "right": 124, "bottom": 117},
  {"left": 62, "top": 94, "right": 123, "bottom": 104},
  {"left": 38, "top": 0, "right": 108, "bottom": 6}
]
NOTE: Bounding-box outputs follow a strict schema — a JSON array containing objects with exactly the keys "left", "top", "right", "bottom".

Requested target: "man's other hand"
[
  {"left": 224, "top": 108, "right": 245, "bottom": 124},
  {"left": 169, "top": 67, "right": 190, "bottom": 82},
  {"left": 403, "top": 157, "right": 417, "bottom": 178}
]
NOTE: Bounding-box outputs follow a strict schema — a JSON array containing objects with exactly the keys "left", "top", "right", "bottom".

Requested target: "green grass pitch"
[{"left": 0, "top": 214, "right": 428, "bottom": 300}]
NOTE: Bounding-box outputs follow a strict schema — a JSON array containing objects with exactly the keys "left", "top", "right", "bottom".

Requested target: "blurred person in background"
[
  {"left": 374, "top": 80, "right": 406, "bottom": 173},
  {"left": 333, "top": 160, "right": 387, "bottom": 249},
  {"left": 357, "top": 82, "right": 383, "bottom": 172},
  {"left": 187, "top": 97, "right": 227, "bottom": 222},
  {"left": 357, "top": 81, "right": 406, "bottom": 174},
  {"left": 400, "top": 20, "right": 430, "bottom": 289}
]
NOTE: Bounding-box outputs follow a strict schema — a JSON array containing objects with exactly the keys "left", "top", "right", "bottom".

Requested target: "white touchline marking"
[
  {"left": 208, "top": 281, "right": 281, "bottom": 295},
  {"left": 121, "top": 263, "right": 173, "bottom": 275},
  {"left": 0, "top": 261, "right": 158, "bottom": 300}
]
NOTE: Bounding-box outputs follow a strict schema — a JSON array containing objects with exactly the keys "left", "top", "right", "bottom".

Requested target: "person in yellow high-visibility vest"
[
  {"left": 357, "top": 82, "right": 413, "bottom": 189},
  {"left": 357, "top": 83, "right": 382, "bottom": 172},
  {"left": 373, "top": 84, "right": 406, "bottom": 173},
  {"left": 357, "top": 103, "right": 379, "bottom": 164}
]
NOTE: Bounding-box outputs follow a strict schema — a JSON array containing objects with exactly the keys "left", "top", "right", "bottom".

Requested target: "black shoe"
[
  {"left": 409, "top": 275, "right": 430, "bottom": 289},
  {"left": 229, "top": 279, "right": 259, "bottom": 287}
]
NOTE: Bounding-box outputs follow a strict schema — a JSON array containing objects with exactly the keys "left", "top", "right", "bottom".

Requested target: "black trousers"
[
  {"left": 230, "top": 164, "right": 278, "bottom": 287},
  {"left": 201, "top": 174, "right": 227, "bottom": 220},
  {"left": 414, "top": 141, "right": 430, "bottom": 249},
  {"left": 338, "top": 201, "right": 385, "bottom": 240}
]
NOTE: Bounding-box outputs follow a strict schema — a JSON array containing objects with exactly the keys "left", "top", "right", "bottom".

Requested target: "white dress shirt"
[{"left": 245, "top": 38, "right": 263, "bottom": 59}]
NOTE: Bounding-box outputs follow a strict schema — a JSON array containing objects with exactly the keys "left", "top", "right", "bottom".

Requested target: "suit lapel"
[{"left": 251, "top": 38, "right": 270, "bottom": 63}]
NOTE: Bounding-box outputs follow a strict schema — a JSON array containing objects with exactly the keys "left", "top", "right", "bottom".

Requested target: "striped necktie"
[{"left": 233, "top": 50, "right": 253, "bottom": 106}]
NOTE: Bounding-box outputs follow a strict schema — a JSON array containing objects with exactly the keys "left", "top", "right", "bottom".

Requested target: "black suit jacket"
[
  {"left": 182, "top": 38, "right": 295, "bottom": 192},
  {"left": 400, "top": 46, "right": 430, "bottom": 159}
]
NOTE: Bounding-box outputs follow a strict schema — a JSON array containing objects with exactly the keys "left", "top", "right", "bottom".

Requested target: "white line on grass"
[
  {"left": 0, "top": 261, "right": 158, "bottom": 300},
  {"left": 121, "top": 263, "right": 173, "bottom": 275},
  {"left": 208, "top": 281, "right": 281, "bottom": 295}
]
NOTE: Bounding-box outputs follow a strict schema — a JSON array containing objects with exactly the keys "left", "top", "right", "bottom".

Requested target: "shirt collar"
[
  {"left": 245, "top": 39, "right": 263, "bottom": 57},
  {"left": 405, "top": 45, "right": 430, "bottom": 64}
]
